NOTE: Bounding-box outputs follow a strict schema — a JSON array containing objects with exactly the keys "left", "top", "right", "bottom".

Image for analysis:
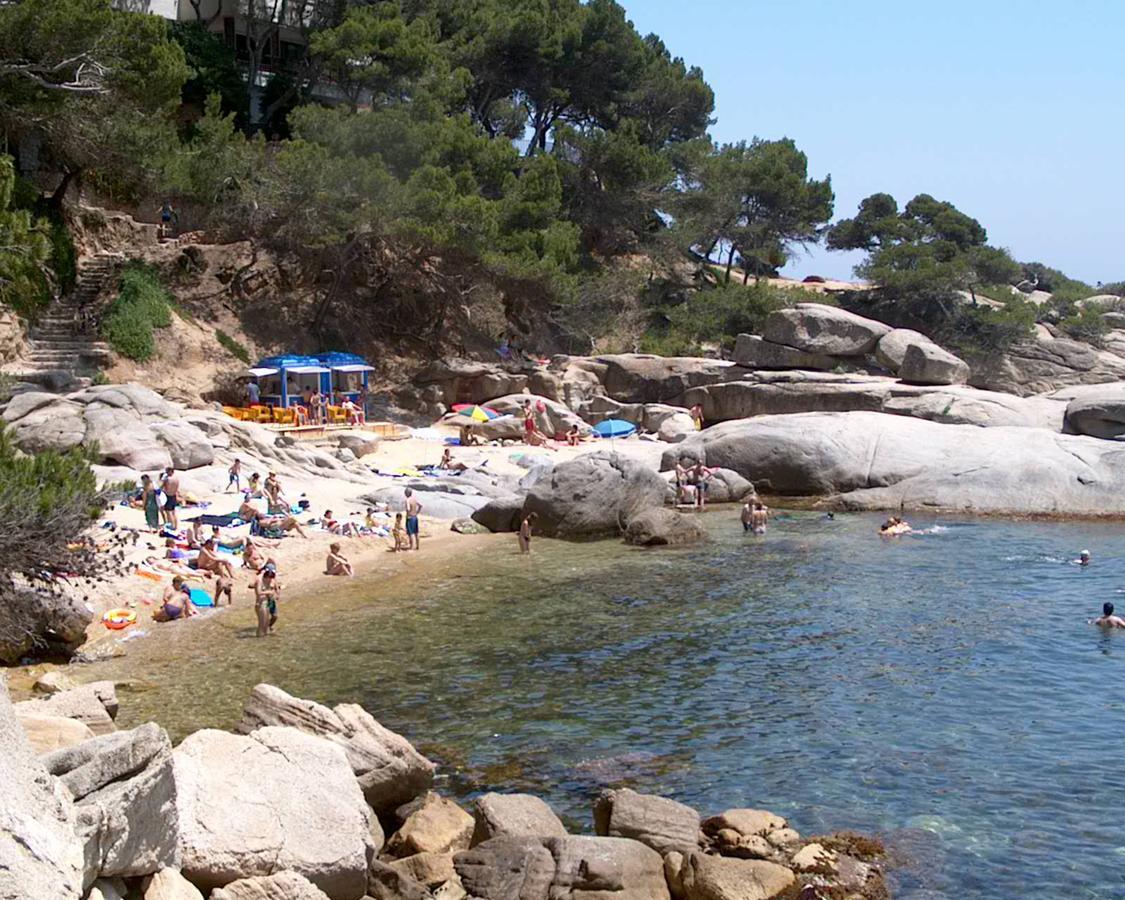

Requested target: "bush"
[
  {"left": 1059, "top": 304, "right": 1109, "bottom": 346},
  {"left": 101, "top": 266, "right": 173, "bottom": 361},
  {"left": 641, "top": 282, "right": 824, "bottom": 355},
  {"left": 216, "top": 328, "right": 250, "bottom": 363},
  {"left": 944, "top": 297, "right": 1037, "bottom": 354}
]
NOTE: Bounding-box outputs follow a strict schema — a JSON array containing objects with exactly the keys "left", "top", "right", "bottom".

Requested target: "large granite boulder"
[
  {"left": 522, "top": 451, "right": 667, "bottom": 537},
  {"left": 453, "top": 837, "right": 555, "bottom": 900},
  {"left": 678, "top": 852, "right": 794, "bottom": 900},
  {"left": 412, "top": 360, "right": 532, "bottom": 407},
  {"left": 967, "top": 334, "right": 1125, "bottom": 396},
  {"left": 148, "top": 421, "right": 215, "bottom": 469},
  {"left": 470, "top": 794, "right": 568, "bottom": 847},
  {"left": 657, "top": 411, "right": 697, "bottom": 443},
  {"left": 593, "top": 788, "right": 700, "bottom": 855},
  {"left": 898, "top": 342, "right": 970, "bottom": 385},
  {"left": 237, "top": 684, "right": 435, "bottom": 815},
  {"left": 15, "top": 682, "right": 118, "bottom": 736},
  {"left": 484, "top": 394, "right": 589, "bottom": 439},
  {"left": 210, "top": 871, "right": 331, "bottom": 900},
  {"left": 143, "top": 867, "right": 205, "bottom": 900},
  {"left": 0, "top": 588, "right": 94, "bottom": 664},
  {"left": 761, "top": 303, "right": 890, "bottom": 356},
  {"left": 42, "top": 723, "right": 179, "bottom": 888},
  {"left": 1062, "top": 383, "right": 1125, "bottom": 439},
  {"left": 470, "top": 494, "right": 525, "bottom": 533},
  {"left": 623, "top": 509, "right": 706, "bottom": 547},
  {"left": 16, "top": 714, "right": 96, "bottom": 754},
  {"left": 874, "top": 328, "right": 934, "bottom": 373},
  {"left": 596, "top": 355, "right": 739, "bottom": 403},
  {"left": 0, "top": 676, "right": 85, "bottom": 900},
  {"left": 732, "top": 334, "right": 836, "bottom": 371},
  {"left": 174, "top": 727, "right": 374, "bottom": 898},
  {"left": 663, "top": 410, "right": 1125, "bottom": 515},
  {"left": 366, "top": 859, "right": 435, "bottom": 900}
]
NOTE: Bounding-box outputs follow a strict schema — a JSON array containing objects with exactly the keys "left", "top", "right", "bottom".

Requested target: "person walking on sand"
[
  {"left": 404, "top": 488, "right": 422, "bottom": 550},
  {"left": 161, "top": 467, "right": 181, "bottom": 530},
  {"left": 141, "top": 474, "right": 160, "bottom": 531},
  {"left": 1092, "top": 601, "right": 1125, "bottom": 628},
  {"left": 519, "top": 512, "right": 537, "bottom": 553},
  {"left": 227, "top": 458, "right": 242, "bottom": 493},
  {"left": 254, "top": 563, "right": 281, "bottom": 636},
  {"left": 325, "top": 542, "right": 354, "bottom": 576}
]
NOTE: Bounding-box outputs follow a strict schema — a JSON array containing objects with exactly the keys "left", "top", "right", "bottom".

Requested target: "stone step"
[{"left": 27, "top": 342, "right": 110, "bottom": 352}]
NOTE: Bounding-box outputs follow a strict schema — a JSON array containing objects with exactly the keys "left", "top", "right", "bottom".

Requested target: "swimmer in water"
[
  {"left": 1077, "top": 550, "right": 1091, "bottom": 566},
  {"left": 879, "top": 516, "right": 911, "bottom": 535},
  {"left": 1092, "top": 602, "right": 1125, "bottom": 628}
]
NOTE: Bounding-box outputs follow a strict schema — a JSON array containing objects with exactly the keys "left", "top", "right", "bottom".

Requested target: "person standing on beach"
[
  {"left": 519, "top": 512, "right": 536, "bottom": 553},
  {"left": 161, "top": 467, "right": 180, "bottom": 531},
  {"left": 404, "top": 488, "right": 422, "bottom": 550},
  {"left": 141, "top": 474, "right": 160, "bottom": 531},
  {"left": 254, "top": 563, "right": 281, "bottom": 636},
  {"left": 227, "top": 458, "right": 242, "bottom": 493},
  {"left": 693, "top": 460, "right": 713, "bottom": 510}
]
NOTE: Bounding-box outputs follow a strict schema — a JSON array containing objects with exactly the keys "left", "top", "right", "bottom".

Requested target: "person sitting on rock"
[
  {"left": 325, "top": 542, "right": 354, "bottom": 576},
  {"left": 566, "top": 424, "right": 581, "bottom": 446},
  {"left": 1092, "top": 602, "right": 1125, "bottom": 628}
]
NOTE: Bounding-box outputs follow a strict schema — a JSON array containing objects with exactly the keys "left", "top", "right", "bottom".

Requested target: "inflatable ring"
[{"left": 102, "top": 608, "right": 136, "bottom": 630}]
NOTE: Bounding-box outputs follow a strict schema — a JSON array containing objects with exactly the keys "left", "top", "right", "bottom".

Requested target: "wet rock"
[
  {"left": 469, "top": 495, "right": 524, "bottom": 533},
  {"left": 898, "top": 342, "right": 970, "bottom": 386},
  {"left": 762, "top": 303, "right": 890, "bottom": 357},
  {"left": 43, "top": 723, "right": 179, "bottom": 887},
  {"left": 702, "top": 810, "right": 788, "bottom": 841},
  {"left": 450, "top": 518, "right": 489, "bottom": 535},
  {"left": 33, "top": 671, "right": 78, "bottom": 694},
  {"left": 0, "top": 676, "right": 85, "bottom": 899},
  {"left": 523, "top": 451, "right": 667, "bottom": 538},
  {"left": 470, "top": 793, "right": 568, "bottom": 846},
  {"left": 593, "top": 787, "right": 701, "bottom": 855},
  {"left": 679, "top": 852, "right": 794, "bottom": 900},
  {"left": 237, "top": 683, "right": 435, "bottom": 814},
  {"left": 386, "top": 793, "right": 474, "bottom": 859},
  {"left": 210, "top": 870, "right": 331, "bottom": 900},
  {"left": 174, "top": 727, "right": 373, "bottom": 898},
  {"left": 623, "top": 509, "right": 706, "bottom": 547}
]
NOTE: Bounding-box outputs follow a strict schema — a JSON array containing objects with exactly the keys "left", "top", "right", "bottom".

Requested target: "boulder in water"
[{"left": 623, "top": 509, "right": 705, "bottom": 547}]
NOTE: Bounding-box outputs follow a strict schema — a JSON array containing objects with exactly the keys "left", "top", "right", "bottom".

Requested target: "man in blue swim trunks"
[{"left": 404, "top": 487, "right": 422, "bottom": 551}]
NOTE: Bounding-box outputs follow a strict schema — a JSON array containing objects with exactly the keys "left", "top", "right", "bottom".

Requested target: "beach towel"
[{"left": 190, "top": 513, "right": 241, "bottom": 527}]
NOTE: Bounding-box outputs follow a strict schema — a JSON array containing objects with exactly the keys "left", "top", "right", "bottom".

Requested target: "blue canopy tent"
[
  {"left": 250, "top": 355, "right": 330, "bottom": 408},
  {"left": 249, "top": 351, "right": 374, "bottom": 409}
]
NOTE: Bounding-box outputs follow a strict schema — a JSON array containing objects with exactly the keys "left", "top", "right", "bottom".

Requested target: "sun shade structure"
[
  {"left": 249, "top": 351, "right": 374, "bottom": 408},
  {"left": 593, "top": 418, "right": 636, "bottom": 438}
]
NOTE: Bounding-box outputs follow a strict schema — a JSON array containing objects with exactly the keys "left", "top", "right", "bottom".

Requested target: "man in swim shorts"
[
  {"left": 161, "top": 467, "right": 180, "bottom": 530},
  {"left": 404, "top": 487, "right": 422, "bottom": 550},
  {"left": 749, "top": 501, "right": 769, "bottom": 535},
  {"left": 1092, "top": 602, "right": 1125, "bottom": 628}
]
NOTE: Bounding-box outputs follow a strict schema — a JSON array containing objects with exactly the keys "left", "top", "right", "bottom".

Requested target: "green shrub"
[
  {"left": 216, "top": 328, "right": 250, "bottom": 363},
  {"left": 1060, "top": 304, "right": 1109, "bottom": 345},
  {"left": 100, "top": 265, "right": 173, "bottom": 361},
  {"left": 944, "top": 297, "right": 1037, "bottom": 354},
  {"left": 90, "top": 371, "right": 110, "bottom": 386}
]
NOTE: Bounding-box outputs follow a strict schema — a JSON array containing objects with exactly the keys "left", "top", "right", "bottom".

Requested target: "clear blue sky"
[{"left": 623, "top": 0, "right": 1125, "bottom": 283}]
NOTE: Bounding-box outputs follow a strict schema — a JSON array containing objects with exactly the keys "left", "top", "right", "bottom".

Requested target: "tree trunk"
[
  {"left": 724, "top": 244, "right": 735, "bottom": 284},
  {"left": 48, "top": 168, "right": 79, "bottom": 213}
]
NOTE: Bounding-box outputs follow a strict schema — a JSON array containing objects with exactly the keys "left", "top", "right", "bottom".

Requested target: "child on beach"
[
  {"left": 392, "top": 513, "right": 407, "bottom": 551},
  {"left": 325, "top": 542, "right": 354, "bottom": 576},
  {"left": 227, "top": 458, "right": 242, "bottom": 492}
]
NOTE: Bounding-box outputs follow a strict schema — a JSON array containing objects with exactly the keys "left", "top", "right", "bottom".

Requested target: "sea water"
[{"left": 96, "top": 511, "right": 1125, "bottom": 898}]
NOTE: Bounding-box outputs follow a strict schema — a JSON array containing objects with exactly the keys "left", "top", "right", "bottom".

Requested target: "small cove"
[{"left": 90, "top": 510, "right": 1125, "bottom": 898}]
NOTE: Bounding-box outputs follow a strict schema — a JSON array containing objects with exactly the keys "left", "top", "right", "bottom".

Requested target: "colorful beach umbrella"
[
  {"left": 453, "top": 404, "right": 501, "bottom": 422},
  {"left": 593, "top": 418, "right": 636, "bottom": 438}
]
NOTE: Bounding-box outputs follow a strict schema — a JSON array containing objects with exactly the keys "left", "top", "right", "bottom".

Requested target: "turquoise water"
[{"left": 97, "top": 511, "right": 1125, "bottom": 898}]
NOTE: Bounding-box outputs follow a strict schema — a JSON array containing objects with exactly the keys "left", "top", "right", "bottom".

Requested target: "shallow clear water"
[{"left": 95, "top": 511, "right": 1125, "bottom": 898}]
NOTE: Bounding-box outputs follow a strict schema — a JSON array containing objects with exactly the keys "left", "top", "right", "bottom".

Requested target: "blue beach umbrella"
[{"left": 594, "top": 418, "right": 636, "bottom": 438}]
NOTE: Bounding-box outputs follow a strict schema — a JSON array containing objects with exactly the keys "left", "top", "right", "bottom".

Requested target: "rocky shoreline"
[{"left": 2, "top": 677, "right": 889, "bottom": 900}]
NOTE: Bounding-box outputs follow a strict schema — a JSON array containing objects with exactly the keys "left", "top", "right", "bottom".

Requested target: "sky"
[{"left": 622, "top": 0, "right": 1125, "bottom": 283}]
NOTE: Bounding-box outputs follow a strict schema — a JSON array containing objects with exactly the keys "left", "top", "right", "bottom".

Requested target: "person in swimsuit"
[
  {"left": 518, "top": 512, "right": 536, "bottom": 553},
  {"left": 164, "top": 537, "right": 188, "bottom": 561},
  {"left": 741, "top": 498, "right": 754, "bottom": 532},
  {"left": 391, "top": 513, "right": 406, "bottom": 551},
  {"left": 404, "top": 488, "right": 422, "bottom": 550},
  {"left": 161, "top": 467, "right": 181, "bottom": 530},
  {"left": 254, "top": 564, "right": 281, "bottom": 636},
  {"left": 141, "top": 474, "right": 160, "bottom": 531},
  {"left": 749, "top": 501, "right": 769, "bottom": 535},
  {"left": 227, "top": 458, "right": 242, "bottom": 493},
  {"left": 196, "top": 538, "right": 236, "bottom": 579},
  {"left": 325, "top": 542, "right": 354, "bottom": 576},
  {"left": 246, "top": 472, "right": 262, "bottom": 498},
  {"left": 693, "top": 461, "right": 713, "bottom": 511},
  {"left": 689, "top": 403, "right": 704, "bottom": 431},
  {"left": 1092, "top": 602, "right": 1125, "bottom": 628},
  {"left": 153, "top": 576, "right": 196, "bottom": 621},
  {"left": 1077, "top": 550, "right": 1092, "bottom": 566}
]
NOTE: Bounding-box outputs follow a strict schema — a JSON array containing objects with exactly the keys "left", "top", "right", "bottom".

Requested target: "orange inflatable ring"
[{"left": 102, "top": 608, "right": 136, "bottom": 630}]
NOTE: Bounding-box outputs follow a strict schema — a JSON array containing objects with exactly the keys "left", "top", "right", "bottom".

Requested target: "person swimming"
[
  {"left": 1077, "top": 550, "right": 1092, "bottom": 566},
  {"left": 1092, "top": 602, "right": 1125, "bottom": 628},
  {"left": 880, "top": 516, "right": 912, "bottom": 536}
]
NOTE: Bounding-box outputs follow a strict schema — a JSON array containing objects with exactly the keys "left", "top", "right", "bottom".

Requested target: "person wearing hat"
[
  {"left": 254, "top": 563, "right": 281, "bottom": 636},
  {"left": 1077, "top": 550, "right": 1092, "bottom": 566}
]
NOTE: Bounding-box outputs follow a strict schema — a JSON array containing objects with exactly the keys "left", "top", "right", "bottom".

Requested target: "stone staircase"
[{"left": 3, "top": 253, "right": 122, "bottom": 385}]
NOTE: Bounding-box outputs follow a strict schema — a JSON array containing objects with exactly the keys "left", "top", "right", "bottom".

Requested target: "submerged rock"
[{"left": 623, "top": 509, "right": 705, "bottom": 546}]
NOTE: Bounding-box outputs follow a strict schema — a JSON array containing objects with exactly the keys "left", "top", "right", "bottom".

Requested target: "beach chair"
[
  {"left": 327, "top": 406, "right": 349, "bottom": 425},
  {"left": 222, "top": 406, "right": 245, "bottom": 421},
  {"left": 272, "top": 407, "right": 296, "bottom": 426},
  {"left": 249, "top": 406, "right": 273, "bottom": 424}
]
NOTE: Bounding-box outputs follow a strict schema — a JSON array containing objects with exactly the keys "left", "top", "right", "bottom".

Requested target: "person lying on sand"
[
  {"left": 1092, "top": 601, "right": 1125, "bottom": 628},
  {"left": 153, "top": 576, "right": 196, "bottom": 622},
  {"left": 325, "top": 542, "right": 354, "bottom": 576},
  {"left": 142, "top": 556, "right": 203, "bottom": 579},
  {"left": 239, "top": 500, "right": 309, "bottom": 538},
  {"left": 438, "top": 448, "right": 468, "bottom": 471}
]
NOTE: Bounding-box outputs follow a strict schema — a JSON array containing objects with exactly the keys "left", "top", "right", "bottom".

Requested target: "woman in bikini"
[{"left": 254, "top": 564, "right": 281, "bottom": 636}]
